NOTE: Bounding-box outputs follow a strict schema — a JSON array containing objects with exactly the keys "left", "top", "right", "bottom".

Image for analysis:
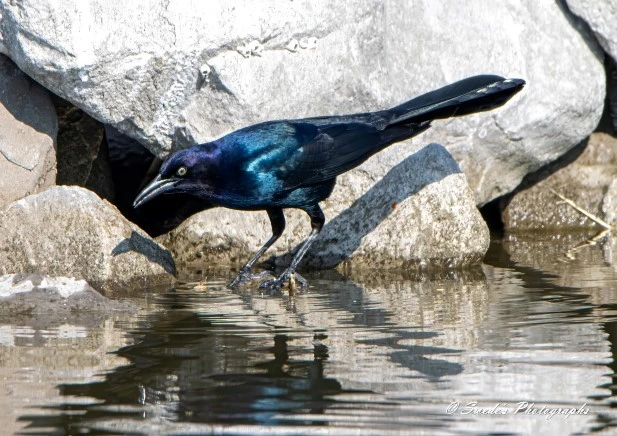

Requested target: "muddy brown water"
[{"left": 2, "top": 231, "right": 617, "bottom": 435}]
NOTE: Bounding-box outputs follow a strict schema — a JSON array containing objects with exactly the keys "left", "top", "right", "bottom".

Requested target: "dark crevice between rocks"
[
  {"left": 479, "top": 198, "right": 504, "bottom": 238},
  {"left": 603, "top": 56, "right": 617, "bottom": 135},
  {"left": 106, "top": 126, "right": 213, "bottom": 237},
  {"left": 53, "top": 95, "right": 114, "bottom": 201},
  {"left": 53, "top": 97, "right": 212, "bottom": 238}
]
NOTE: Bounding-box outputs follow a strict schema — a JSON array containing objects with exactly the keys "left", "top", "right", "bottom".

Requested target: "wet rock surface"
[
  {"left": 0, "top": 0, "right": 604, "bottom": 206},
  {"left": 0, "top": 54, "right": 56, "bottom": 208},
  {"left": 501, "top": 132, "right": 617, "bottom": 231},
  {"left": 0, "top": 186, "right": 176, "bottom": 295},
  {"left": 159, "top": 143, "right": 489, "bottom": 272}
]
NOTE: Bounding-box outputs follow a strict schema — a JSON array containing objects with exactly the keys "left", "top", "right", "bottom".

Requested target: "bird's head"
[{"left": 133, "top": 145, "right": 219, "bottom": 208}]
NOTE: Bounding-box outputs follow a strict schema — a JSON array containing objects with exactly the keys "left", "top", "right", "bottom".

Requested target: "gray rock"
[
  {"left": 566, "top": 0, "right": 617, "bottom": 62},
  {"left": 565, "top": 0, "right": 617, "bottom": 133},
  {"left": 0, "top": 1, "right": 605, "bottom": 205},
  {"left": 158, "top": 143, "right": 489, "bottom": 272},
  {"left": 0, "top": 54, "right": 56, "bottom": 208},
  {"left": 0, "top": 273, "right": 137, "bottom": 315},
  {"left": 0, "top": 186, "right": 176, "bottom": 295},
  {"left": 502, "top": 132, "right": 617, "bottom": 231},
  {"left": 83, "top": 136, "right": 115, "bottom": 202}
]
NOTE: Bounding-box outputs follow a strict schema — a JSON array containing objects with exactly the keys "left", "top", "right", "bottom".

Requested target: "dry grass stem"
[{"left": 550, "top": 189, "right": 612, "bottom": 230}]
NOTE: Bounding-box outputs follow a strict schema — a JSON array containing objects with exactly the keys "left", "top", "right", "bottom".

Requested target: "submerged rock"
[
  {"left": 0, "top": 186, "right": 176, "bottom": 295},
  {"left": 501, "top": 132, "right": 617, "bottom": 231},
  {"left": 0, "top": 1, "right": 604, "bottom": 205},
  {"left": 0, "top": 273, "right": 137, "bottom": 315},
  {"left": 0, "top": 54, "right": 56, "bottom": 208},
  {"left": 159, "top": 143, "right": 489, "bottom": 273}
]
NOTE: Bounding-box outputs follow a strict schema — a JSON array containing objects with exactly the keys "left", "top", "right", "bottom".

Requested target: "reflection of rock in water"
[
  {"left": 0, "top": 313, "right": 136, "bottom": 435},
  {"left": 52, "top": 308, "right": 349, "bottom": 429},
  {"left": 495, "top": 231, "right": 617, "bottom": 308},
  {"left": 12, "top": 255, "right": 617, "bottom": 434}
]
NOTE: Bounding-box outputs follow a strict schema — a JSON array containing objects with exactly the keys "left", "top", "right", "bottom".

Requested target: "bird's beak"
[{"left": 133, "top": 174, "right": 177, "bottom": 208}]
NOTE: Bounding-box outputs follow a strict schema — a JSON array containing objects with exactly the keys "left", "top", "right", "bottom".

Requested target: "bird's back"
[{"left": 209, "top": 75, "right": 524, "bottom": 209}]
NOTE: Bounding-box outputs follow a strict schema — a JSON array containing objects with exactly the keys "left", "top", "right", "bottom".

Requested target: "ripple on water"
[{"left": 4, "top": 232, "right": 617, "bottom": 434}]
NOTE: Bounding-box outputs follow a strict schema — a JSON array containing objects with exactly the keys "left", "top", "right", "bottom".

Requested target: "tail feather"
[{"left": 388, "top": 75, "right": 525, "bottom": 126}]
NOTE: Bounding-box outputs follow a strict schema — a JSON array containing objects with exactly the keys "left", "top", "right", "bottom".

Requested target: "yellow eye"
[{"left": 176, "top": 166, "right": 187, "bottom": 177}]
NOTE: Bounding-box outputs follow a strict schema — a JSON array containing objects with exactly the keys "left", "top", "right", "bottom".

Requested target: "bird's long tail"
[{"left": 387, "top": 75, "right": 525, "bottom": 126}]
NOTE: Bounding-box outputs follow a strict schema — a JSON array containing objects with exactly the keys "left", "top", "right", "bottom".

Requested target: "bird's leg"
[
  {"left": 259, "top": 205, "right": 324, "bottom": 291},
  {"left": 228, "top": 208, "right": 285, "bottom": 289}
]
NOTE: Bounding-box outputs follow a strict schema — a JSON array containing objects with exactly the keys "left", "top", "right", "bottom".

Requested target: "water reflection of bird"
[{"left": 134, "top": 75, "right": 525, "bottom": 290}]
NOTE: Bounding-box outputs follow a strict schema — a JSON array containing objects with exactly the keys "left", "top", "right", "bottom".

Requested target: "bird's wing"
[{"left": 276, "top": 121, "right": 428, "bottom": 189}]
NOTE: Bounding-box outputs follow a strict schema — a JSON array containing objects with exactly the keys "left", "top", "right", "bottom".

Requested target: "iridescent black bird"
[{"left": 134, "top": 75, "right": 524, "bottom": 290}]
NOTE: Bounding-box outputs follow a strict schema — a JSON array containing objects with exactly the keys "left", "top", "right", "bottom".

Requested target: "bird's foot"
[
  {"left": 258, "top": 270, "right": 308, "bottom": 292},
  {"left": 228, "top": 268, "right": 274, "bottom": 289}
]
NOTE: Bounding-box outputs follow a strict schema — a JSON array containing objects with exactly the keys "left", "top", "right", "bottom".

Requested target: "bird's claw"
[
  {"left": 228, "top": 269, "right": 274, "bottom": 289},
  {"left": 258, "top": 271, "right": 309, "bottom": 291}
]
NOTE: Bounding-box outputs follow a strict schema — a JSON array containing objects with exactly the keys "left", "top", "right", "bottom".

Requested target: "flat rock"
[
  {"left": 0, "top": 186, "right": 176, "bottom": 295},
  {"left": 0, "top": 54, "right": 56, "bottom": 208},
  {"left": 0, "top": 273, "right": 137, "bottom": 315},
  {"left": 0, "top": 1, "right": 605, "bottom": 205},
  {"left": 501, "top": 132, "right": 617, "bottom": 231},
  {"left": 159, "top": 143, "right": 489, "bottom": 273}
]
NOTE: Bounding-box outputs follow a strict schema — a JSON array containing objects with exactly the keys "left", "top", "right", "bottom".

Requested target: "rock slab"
[
  {"left": 0, "top": 54, "right": 56, "bottom": 208},
  {"left": 159, "top": 143, "right": 489, "bottom": 272},
  {"left": 0, "top": 0, "right": 605, "bottom": 205},
  {"left": 0, "top": 186, "right": 176, "bottom": 295},
  {"left": 0, "top": 273, "right": 137, "bottom": 314}
]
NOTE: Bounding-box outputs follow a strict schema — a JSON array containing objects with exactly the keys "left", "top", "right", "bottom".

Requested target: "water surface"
[{"left": 3, "top": 231, "right": 617, "bottom": 434}]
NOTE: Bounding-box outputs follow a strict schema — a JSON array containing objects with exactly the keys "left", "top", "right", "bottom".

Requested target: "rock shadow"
[
  {"left": 287, "top": 143, "right": 463, "bottom": 269},
  {"left": 0, "top": 55, "right": 57, "bottom": 139},
  {"left": 112, "top": 230, "right": 177, "bottom": 276}
]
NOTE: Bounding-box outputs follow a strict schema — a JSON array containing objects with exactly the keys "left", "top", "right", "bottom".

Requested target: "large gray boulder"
[
  {"left": 159, "top": 143, "right": 490, "bottom": 272},
  {"left": 0, "top": 54, "right": 56, "bottom": 208},
  {"left": 0, "top": 0, "right": 604, "bottom": 206},
  {"left": 0, "top": 186, "right": 176, "bottom": 295},
  {"left": 566, "top": 0, "right": 617, "bottom": 62},
  {"left": 566, "top": 0, "right": 617, "bottom": 132}
]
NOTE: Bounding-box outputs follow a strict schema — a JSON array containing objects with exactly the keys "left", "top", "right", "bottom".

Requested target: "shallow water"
[{"left": 3, "top": 231, "right": 617, "bottom": 435}]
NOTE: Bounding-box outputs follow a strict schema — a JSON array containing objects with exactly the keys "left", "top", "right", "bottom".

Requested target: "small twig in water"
[{"left": 564, "top": 228, "right": 611, "bottom": 260}]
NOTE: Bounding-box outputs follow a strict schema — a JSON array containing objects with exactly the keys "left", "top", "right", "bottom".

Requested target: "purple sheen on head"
[{"left": 160, "top": 144, "right": 218, "bottom": 179}]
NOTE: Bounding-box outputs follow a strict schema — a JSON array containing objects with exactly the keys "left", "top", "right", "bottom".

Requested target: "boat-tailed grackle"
[{"left": 134, "top": 75, "right": 525, "bottom": 290}]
